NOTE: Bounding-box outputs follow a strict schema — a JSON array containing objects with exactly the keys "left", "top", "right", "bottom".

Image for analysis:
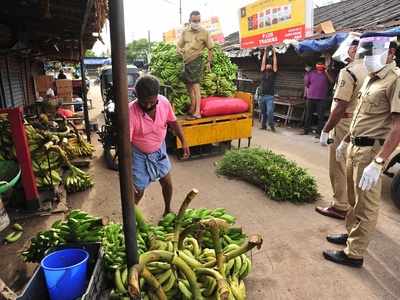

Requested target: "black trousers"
[{"left": 304, "top": 98, "right": 326, "bottom": 134}]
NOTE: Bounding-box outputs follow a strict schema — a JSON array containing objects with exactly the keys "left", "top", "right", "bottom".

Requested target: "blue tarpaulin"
[
  {"left": 83, "top": 57, "right": 111, "bottom": 65},
  {"left": 386, "top": 26, "right": 400, "bottom": 34},
  {"left": 361, "top": 27, "right": 400, "bottom": 38},
  {"left": 295, "top": 32, "right": 349, "bottom": 54}
]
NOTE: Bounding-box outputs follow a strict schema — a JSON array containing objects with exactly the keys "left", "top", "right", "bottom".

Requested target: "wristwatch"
[{"left": 374, "top": 157, "right": 385, "bottom": 165}]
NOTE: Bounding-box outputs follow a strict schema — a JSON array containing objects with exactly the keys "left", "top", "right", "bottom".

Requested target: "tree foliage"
[{"left": 126, "top": 38, "right": 154, "bottom": 64}]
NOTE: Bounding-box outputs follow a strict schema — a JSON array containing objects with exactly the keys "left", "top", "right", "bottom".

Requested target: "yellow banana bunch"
[{"left": 67, "top": 136, "right": 95, "bottom": 158}]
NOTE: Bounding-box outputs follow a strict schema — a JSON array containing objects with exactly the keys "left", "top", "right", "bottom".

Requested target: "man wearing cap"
[
  {"left": 323, "top": 36, "right": 400, "bottom": 267},
  {"left": 317, "top": 39, "right": 368, "bottom": 219}
]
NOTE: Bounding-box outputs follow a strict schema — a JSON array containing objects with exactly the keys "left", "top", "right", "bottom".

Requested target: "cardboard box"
[
  {"left": 315, "top": 20, "right": 336, "bottom": 34},
  {"left": 57, "top": 83, "right": 73, "bottom": 99},
  {"left": 35, "top": 75, "right": 54, "bottom": 93},
  {"left": 57, "top": 87, "right": 73, "bottom": 93},
  {"left": 56, "top": 79, "right": 73, "bottom": 88}
]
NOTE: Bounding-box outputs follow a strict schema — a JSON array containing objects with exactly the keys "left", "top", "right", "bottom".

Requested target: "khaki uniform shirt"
[
  {"left": 177, "top": 27, "right": 213, "bottom": 64},
  {"left": 350, "top": 61, "right": 400, "bottom": 139},
  {"left": 332, "top": 60, "right": 368, "bottom": 115}
]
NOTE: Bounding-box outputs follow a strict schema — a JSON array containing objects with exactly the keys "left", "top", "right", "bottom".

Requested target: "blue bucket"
[{"left": 41, "top": 248, "right": 89, "bottom": 300}]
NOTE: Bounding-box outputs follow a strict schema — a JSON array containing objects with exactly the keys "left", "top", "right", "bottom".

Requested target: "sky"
[{"left": 92, "top": 0, "right": 341, "bottom": 55}]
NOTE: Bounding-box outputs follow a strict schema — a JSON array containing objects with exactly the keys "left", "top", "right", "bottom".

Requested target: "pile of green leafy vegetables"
[
  {"left": 216, "top": 148, "right": 319, "bottom": 203},
  {"left": 149, "top": 42, "right": 238, "bottom": 115}
]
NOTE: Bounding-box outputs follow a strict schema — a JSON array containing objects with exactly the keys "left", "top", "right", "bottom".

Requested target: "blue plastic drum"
[{"left": 41, "top": 248, "right": 89, "bottom": 300}]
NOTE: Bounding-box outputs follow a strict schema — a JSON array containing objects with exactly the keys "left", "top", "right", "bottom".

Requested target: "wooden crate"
[{"left": 176, "top": 92, "right": 253, "bottom": 148}]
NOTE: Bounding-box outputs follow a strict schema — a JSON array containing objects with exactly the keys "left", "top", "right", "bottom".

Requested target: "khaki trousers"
[
  {"left": 329, "top": 120, "right": 350, "bottom": 211},
  {"left": 344, "top": 144, "right": 382, "bottom": 259}
]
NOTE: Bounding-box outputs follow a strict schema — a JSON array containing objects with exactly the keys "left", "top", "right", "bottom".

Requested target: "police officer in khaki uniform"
[
  {"left": 323, "top": 35, "right": 400, "bottom": 267},
  {"left": 317, "top": 39, "right": 368, "bottom": 219}
]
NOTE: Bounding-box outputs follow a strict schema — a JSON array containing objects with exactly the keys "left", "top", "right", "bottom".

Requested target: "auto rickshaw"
[
  {"left": 99, "top": 65, "right": 140, "bottom": 102},
  {"left": 385, "top": 146, "right": 400, "bottom": 207},
  {"left": 97, "top": 65, "right": 140, "bottom": 170}
]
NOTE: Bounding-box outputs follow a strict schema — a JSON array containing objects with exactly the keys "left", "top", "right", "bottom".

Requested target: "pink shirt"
[{"left": 128, "top": 95, "right": 176, "bottom": 154}]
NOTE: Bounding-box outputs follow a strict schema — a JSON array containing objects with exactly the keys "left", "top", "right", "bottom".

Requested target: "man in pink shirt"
[{"left": 129, "top": 75, "right": 190, "bottom": 215}]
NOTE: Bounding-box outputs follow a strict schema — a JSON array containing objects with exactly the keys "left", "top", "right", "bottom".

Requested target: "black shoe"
[
  {"left": 260, "top": 125, "right": 267, "bottom": 130},
  {"left": 270, "top": 126, "right": 276, "bottom": 132},
  {"left": 326, "top": 234, "right": 348, "bottom": 245},
  {"left": 323, "top": 250, "right": 363, "bottom": 268}
]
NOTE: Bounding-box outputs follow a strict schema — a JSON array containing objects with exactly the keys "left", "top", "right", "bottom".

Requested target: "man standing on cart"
[
  {"left": 129, "top": 75, "right": 190, "bottom": 216},
  {"left": 177, "top": 11, "right": 214, "bottom": 119}
]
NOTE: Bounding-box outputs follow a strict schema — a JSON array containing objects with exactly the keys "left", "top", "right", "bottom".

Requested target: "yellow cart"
[{"left": 174, "top": 91, "right": 253, "bottom": 152}]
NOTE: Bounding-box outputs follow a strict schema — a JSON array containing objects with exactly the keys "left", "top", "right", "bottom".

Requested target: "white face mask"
[
  {"left": 190, "top": 22, "right": 200, "bottom": 30},
  {"left": 364, "top": 54, "right": 387, "bottom": 73}
]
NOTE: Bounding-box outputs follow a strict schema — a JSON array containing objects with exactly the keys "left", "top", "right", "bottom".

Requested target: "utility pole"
[
  {"left": 147, "top": 30, "right": 151, "bottom": 65},
  {"left": 108, "top": 0, "right": 139, "bottom": 277},
  {"left": 179, "top": 0, "right": 182, "bottom": 24}
]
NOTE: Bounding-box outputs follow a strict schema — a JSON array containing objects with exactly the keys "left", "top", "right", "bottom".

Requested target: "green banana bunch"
[
  {"left": 22, "top": 210, "right": 103, "bottom": 262},
  {"left": 222, "top": 227, "right": 247, "bottom": 248},
  {"left": 102, "top": 222, "right": 147, "bottom": 271},
  {"left": 228, "top": 275, "right": 246, "bottom": 300},
  {"left": 64, "top": 165, "right": 94, "bottom": 193},
  {"left": 149, "top": 42, "right": 238, "bottom": 115},
  {"left": 64, "top": 210, "right": 103, "bottom": 242},
  {"left": 223, "top": 244, "right": 252, "bottom": 280},
  {"left": 4, "top": 224, "right": 24, "bottom": 244},
  {"left": 102, "top": 223, "right": 127, "bottom": 270},
  {"left": 5, "top": 119, "right": 97, "bottom": 193},
  {"left": 158, "top": 208, "right": 237, "bottom": 233},
  {"left": 35, "top": 169, "right": 63, "bottom": 188},
  {"left": 101, "top": 192, "right": 260, "bottom": 299}
]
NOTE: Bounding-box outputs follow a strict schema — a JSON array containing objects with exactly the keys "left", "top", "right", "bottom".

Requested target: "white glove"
[
  {"left": 320, "top": 131, "right": 329, "bottom": 146},
  {"left": 359, "top": 161, "right": 383, "bottom": 191},
  {"left": 335, "top": 140, "right": 348, "bottom": 162}
]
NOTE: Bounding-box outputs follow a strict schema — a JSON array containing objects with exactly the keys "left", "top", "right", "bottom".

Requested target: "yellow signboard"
[
  {"left": 239, "top": 0, "right": 313, "bottom": 48},
  {"left": 163, "top": 29, "right": 177, "bottom": 44}
]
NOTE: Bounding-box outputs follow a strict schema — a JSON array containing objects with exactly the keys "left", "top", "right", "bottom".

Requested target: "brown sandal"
[{"left": 315, "top": 206, "right": 347, "bottom": 220}]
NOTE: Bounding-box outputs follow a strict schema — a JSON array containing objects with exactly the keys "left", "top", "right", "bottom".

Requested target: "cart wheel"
[{"left": 391, "top": 171, "right": 400, "bottom": 209}]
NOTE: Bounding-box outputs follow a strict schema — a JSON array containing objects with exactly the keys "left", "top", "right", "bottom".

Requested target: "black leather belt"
[{"left": 351, "top": 136, "right": 385, "bottom": 147}]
